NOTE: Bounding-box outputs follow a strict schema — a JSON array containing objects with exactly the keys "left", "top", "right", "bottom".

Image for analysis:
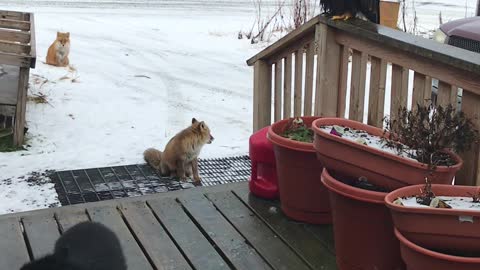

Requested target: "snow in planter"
[
  {"left": 399, "top": 196, "right": 480, "bottom": 211},
  {"left": 319, "top": 125, "right": 416, "bottom": 161}
]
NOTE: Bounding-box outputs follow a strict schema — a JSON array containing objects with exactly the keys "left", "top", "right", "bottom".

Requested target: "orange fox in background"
[{"left": 46, "top": 32, "right": 70, "bottom": 67}]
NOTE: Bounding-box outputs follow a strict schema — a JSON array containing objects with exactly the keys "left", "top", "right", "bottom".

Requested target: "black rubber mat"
[{"left": 49, "top": 155, "right": 251, "bottom": 206}]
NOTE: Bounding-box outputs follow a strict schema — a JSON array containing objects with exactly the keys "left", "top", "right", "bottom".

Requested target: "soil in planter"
[
  {"left": 330, "top": 171, "right": 391, "bottom": 193},
  {"left": 430, "top": 248, "right": 480, "bottom": 258},
  {"left": 281, "top": 118, "right": 314, "bottom": 143}
]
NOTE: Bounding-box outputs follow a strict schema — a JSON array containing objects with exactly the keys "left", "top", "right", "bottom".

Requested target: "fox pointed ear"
[
  {"left": 66, "top": 32, "right": 70, "bottom": 37},
  {"left": 199, "top": 121, "right": 206, "bottom": 129},
  {"left": 191, "top": 118, "right": 198, "bottom": 124}
]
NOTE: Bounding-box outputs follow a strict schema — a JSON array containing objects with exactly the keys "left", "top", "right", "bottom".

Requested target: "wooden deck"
[{"left": 0, "top": 182, "right": 336, "bottom": 270}]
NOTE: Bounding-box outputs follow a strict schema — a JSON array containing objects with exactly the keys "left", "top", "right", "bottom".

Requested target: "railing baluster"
[
  {"left": 437, "top": 81, "right": 458, "bottom": 108},
  {"left": 349, "top": 50, "right": 367, "bottom": 122},
  {"left": 283, "top": 54, "right": 292, "bottom": 119},
  {"left": 338, "top": 46, "right": 350, "bottom": 118},
  {"left": 304, "top": 43, "right": 315, "bottom": 116},
  {"left": 456, "top": 90, "right": 480, "bottom": 186},
  {"left": 368, "top": 57, "right": 387, "bottom": 127},
  {"left": 252, "top": 60, "right": 272, "bottom": 131},
  {"left": 412, "top": 72, "right": 432, "bottom": 108},
  {"left": 390, "top": 64, "right": 409, "bottom": 118},
  {"left": 294, "top": 50, "right": 303, "bottom": 117},
  {"left": 274, "top": 60, "right": 283, "bottom": 122}
]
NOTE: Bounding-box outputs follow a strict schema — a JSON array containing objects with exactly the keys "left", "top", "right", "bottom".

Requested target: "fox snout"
[{"left": 208, "top": 135, "right": 214, "bottom": 144}]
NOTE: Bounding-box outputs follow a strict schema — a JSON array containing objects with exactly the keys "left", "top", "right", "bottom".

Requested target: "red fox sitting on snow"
[
  {"left": 46, "top": 32, "right": 70, "bottom": 67},
  {"left": 144, "top": 118, "right": 214, "bottom": 182}
]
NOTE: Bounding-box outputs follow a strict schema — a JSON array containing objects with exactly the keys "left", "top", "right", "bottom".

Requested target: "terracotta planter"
[
  {"left": 312, "top": 118, "right": 462, "bottom": 190},
  {"left": 386, "top": 184, "right": 480, "bottom": 254},
  {"left": 267, "top": 116, "right": 331, "bottom": 224},
  {"left": 321, "top": 168, "right": 404, "bottom": 270},
  {"left": 395, "top": 228, "right": 480, "bottom": 270}
]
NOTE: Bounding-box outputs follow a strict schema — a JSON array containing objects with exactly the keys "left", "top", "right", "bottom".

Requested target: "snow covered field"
[{"left": 0, "top": 0, "right": 477, "bottom": 214}]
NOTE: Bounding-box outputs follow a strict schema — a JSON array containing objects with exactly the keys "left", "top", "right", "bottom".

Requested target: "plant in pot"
[
  {"left": 382, "top": 104, "right": 480, "bottom": 269},
  {"left": 317, "top": 103, "right": 478, "bottom": 270},
  {"left": 267, "top": 116, "right": 331, "bottom": 224},
  {"left": 312, "top": 103, "right": 467, "bottom": 190},
  {"left": 387, "top": 185, "right": 480, "bottom": 269}
]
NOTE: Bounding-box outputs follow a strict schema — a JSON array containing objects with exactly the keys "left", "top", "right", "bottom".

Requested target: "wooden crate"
[
  {"left": 380, "top": 0, "right": 400, "bottom": 29},
  {"left": 0, "top": 10, "right": 36, "bottom": 145}
]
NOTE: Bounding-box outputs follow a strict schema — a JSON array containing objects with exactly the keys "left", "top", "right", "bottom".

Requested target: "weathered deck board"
[
  {"left": 22, "top": 213, "right": 60, "bottom": 259},
  {"left": 55, "top": 209, "right": 90, "bottom": 233},
  {"left": 0, "top": 217, "right": 30, "bottom": 269},
  {"left": 120, "top": 201, "right": 191, "bottom": 270},
  {"left": 0, "top": 182, "right": 337, "bottom": 269},
  {"left": 88, "top": 205, "right": 154, "bottom": 270},
  {"left": 233, "top": 186, "right": 337, "bottom": 270},
  {"left": 207, "top": 191, "right": 311, "bottom": 270},
  {"left": 179, "top": 193, "right": 272, "bottom": 270},
  {"left": 147, "top": 197, "right": 228, "bottom": 270}
]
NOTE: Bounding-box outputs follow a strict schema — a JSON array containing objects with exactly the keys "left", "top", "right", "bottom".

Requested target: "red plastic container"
[
  {"left": 267, "top": 116, "right": 331, "bottom": 224},
  {"left": 321, "top": 168, "right": 404, "bottom": 270},
  {"left": 312, "top": 118, "right": 462, "bottom": 190},
  {"left": 395, "top": 228, "right": 480, "bottom": 270},
  {"left": 385, "top": 184, "right": 480, "bottom": 254},
  {"left": 249, "top": 126, "right": 279, "bottom": 199}
]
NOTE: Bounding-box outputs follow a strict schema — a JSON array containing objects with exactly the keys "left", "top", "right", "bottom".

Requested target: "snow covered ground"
[{"left": 0, "top": 0, "right": 477, "bottom": 214}]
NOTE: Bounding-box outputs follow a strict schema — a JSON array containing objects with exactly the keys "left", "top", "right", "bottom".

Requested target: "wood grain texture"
[
  {"left": 412, "top": 72, "right": 432, "bottom": 108},
  {"left": 437, "top": 81, "right": 458, "bottom": 108},
  {"left": 337, "top": 45, "right": 350, "bottom": 118},
  {"left": 88, "top": 206, "right": 153, "bottom": 270},
  {"left": 349, "top": 50, "right": 367, "bottom": 121},
  {"left": 304, "top": 43, "right": 315, "bottom": 116},
  {"left": 315, "top": 24, "right": 340, "bottom": 117},
  {"left": 390, "top": 64, "right": 409, "bottom": 119},
  {"left": 253, "top": 60, "right": 272, "bottom": 131},
  {"left": 274, "top": 61, "right": 283, "bottom": 121},
  {"left": 368, "top": 57, "right": 387, "bottom": 127},
  {"left": 13, "top": 67, "right": 29, "bottom": 145},
  {"left": 22, "top": 214, "right": 60, "bottom": 259},
  {"left": 148, "top": 198, "right": 228, "bottom": 270},
  {"left": 456, "top": 90, "right": 480, "bottom": 186},
  {"left": 335, "top": 31, "right": 480, "bottom": 96},
  {"left": 120, "top": 201, "right": 191, "bottom": 270},
  {"left": 294, "top": 49, "right": 304, "bottom": 116},
  {"left": 283, "top": 53, "right": 292, "bottom": 118},
  {"left": 0, "top": 217, "right": 30, "bottom": 269},
  {"left": 207, "top": 191, "right": 310, "bottom": 270}
]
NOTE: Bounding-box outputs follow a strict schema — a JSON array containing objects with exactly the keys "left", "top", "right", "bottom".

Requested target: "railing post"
[
  {"left": 13, "top": 67, "right": 29, "bottom": 146},
  {"left": 253, "top": 60, "right": 272, "bottom": 132},
  {"left": 314, "top": 23, "right": 340, "bottom": 117},
  {"left": 456, "top": 90, "right": 480, "bottom": 186}
]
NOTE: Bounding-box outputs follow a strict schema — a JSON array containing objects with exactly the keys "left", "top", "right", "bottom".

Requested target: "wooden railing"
[
  {"left": 247, "top": 15, "right": 480, "bottom": 186},
  {"left": 0, "top": 10, "right": 36, "bottom": 146}
]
